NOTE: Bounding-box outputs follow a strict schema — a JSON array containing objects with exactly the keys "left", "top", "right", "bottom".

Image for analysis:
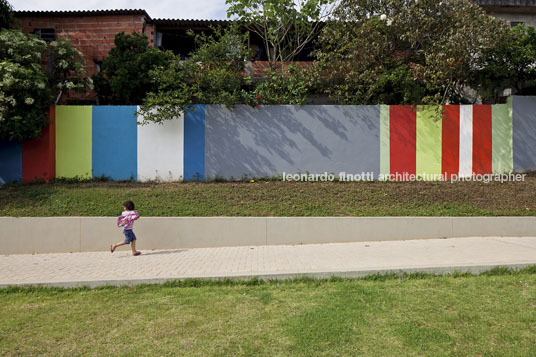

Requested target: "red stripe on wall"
[
  {"left": 390, "top": 105, "right": 416, "bottom": 180},
  {"left": 441, "top": 105, "right": 460, "bottom": 178},
  {"left": 22, "top": 106, "right": 56, "bottom": 183},
  {"left": 472, "top": 105, "right": 492, "bottom": 175}
]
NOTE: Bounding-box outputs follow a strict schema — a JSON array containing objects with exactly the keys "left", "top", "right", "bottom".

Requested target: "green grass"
[
  {"left": 1, "top": 178, "right": 535, "bottom": 216},
  {"left": 2, "top": 272, "right": 536, "bottom": 356}
]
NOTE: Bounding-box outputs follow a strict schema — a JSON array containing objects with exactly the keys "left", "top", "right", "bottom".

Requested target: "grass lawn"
[
  {"left": 0, "top": 177, "right": 535, "bottom": 217},
  {"left": 1, "top": 272, "right": 536, "bottom": 356}
]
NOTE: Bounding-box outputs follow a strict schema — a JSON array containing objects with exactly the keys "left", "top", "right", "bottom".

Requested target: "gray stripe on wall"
[
  {"left": 205, "top": 105, "right": 380, "bottom": 179},
  {"left": 513, "top": 96, "right": 536, "bottom": 172}
]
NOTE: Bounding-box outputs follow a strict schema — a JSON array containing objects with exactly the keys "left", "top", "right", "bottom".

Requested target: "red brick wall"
[
  {"left": 16, "top": 14, "right": 153, "bottom": 76},
  {"left": 15, "top": 14, "right": 154, "bottom": 102}
]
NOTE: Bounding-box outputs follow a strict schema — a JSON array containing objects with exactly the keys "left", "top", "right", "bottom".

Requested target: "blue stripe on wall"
[
  {"left": 184, "top": 105, "right": 205, "bottom": 181},
  {"left": 92, "top": 106, "right": 138, "bottom": 180},
  {"left": 0, "top": 141, "right": 22, "bottom": 183}
]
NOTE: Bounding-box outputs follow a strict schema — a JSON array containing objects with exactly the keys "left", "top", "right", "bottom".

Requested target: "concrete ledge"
[
  {"left": 1, "top": 216, "right": 536, "bottom": 254},
  {"left": 2, "top": 263, "right": 535, "bottom": 289}
]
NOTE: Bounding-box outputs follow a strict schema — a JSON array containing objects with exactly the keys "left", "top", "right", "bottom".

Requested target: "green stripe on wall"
[
  {"left": 492, "top": 100, "right": 513, "bottom": 173},
  {"left": 380, "top": 105, "right": 390, "bottom": 180},
  {"left": 56, "top": 106, "right": 92, "bottom": 179},
  {"left": 416, "top": 106, "right": 442, "bottom": 179}
]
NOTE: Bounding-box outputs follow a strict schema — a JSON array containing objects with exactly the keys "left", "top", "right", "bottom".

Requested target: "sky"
[{"left": 10, "top": 0, "right": 230, "bottom": 20}]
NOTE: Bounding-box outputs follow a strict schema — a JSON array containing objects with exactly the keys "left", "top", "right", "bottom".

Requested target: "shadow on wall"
[
  {"left": 513, "top": 96, "right": 536, "bottom": 172},
  {"left": 204, "top": 105, "right": 381, "bottom": 179}
]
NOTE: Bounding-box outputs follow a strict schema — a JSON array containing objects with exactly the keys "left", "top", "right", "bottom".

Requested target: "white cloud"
[{"left": 10, "top": 0, "right": 230, "bottom": 20}]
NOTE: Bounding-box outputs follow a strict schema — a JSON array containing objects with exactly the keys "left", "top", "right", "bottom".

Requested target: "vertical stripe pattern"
[
  {"left": 0, "top": 141, "right": 22, "bottom": 183},
  {"left": 416, "top": 106, "right": 442, "bottom": 179},
  {"left": 22, "top": 106, "right": 55, "bottom": 183},
  {"left": 137, "top": 107, "right": 184, "bottom": 182},
  {"left": 390, "top": 105, "right": 416, "bottom": 179},
  {"left": 0, "top": 101, "right": 522, "bottom": 183},
  {"left": 492, "top": 100, "right": 513, "bottom": 173},
  {"left": 92, "top": 106, "right": 138, "bottom": 180},
  {"left": 459, "top": 105, "right": 473, "bottom": 177},
  {"left": 441, "top": 105, "right": 460, "bottom": 179},
  {"left": 472, "top": 105, "right": 492, "bottom": 175},
  {"left": 184, "top": 105, "right": 205, "bottom": 181},
  {"left": 380, "top": 105, "right": 390, "bottom": 179},
  {"left": 55, "top": 106, "right": 92, "bottom": 179}
]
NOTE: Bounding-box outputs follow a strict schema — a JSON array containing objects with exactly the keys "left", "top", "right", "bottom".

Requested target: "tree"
[
  {"left": 252, "top": 64, "right": 315, "bottom": 105},
  {"left": 93, "top": 32, "right": 174, "bottom": 105},
  {"left": 226, "top": 0, "right": 336, "bottom": 70},
  {"left": 0, "top": 0, "right": 13, "bottom": 29},
  {"left": 473, "top": 24, "right": 536, "bottom": 102},
  {"left": 0, "top": 30, "right": 91, "bottom": 141},
  {"left": 49, "top": 38, "right": 93, "bottom": 104},
  {"left": 139, "top": 26, "right": 251, "bottom": 124},
  {"left": 315, "top": 0, "right": 509, "bottom": 105},
  {"left": 0, "top": 30, "right": 50, "bottom": 141}
]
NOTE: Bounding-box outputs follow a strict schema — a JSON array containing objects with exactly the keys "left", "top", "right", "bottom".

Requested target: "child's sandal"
[
  {"left": 133, "top": 251, "right": 141, "bottom": 256},
  {"left": 110, "top": 244, "right": 115, "bottom": 253}
]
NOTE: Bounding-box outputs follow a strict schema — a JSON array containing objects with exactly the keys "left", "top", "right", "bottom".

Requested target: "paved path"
[{"left": 1, "top": 236, "right": 536, "bottom": 288}]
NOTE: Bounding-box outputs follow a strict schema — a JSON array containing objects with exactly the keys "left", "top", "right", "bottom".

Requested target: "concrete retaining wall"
[
  {"left": 205, "top": 105, "right": 381, "bottom": 179},
  {"left": 1, "top": 216, "right": 535, "bottom": 254}
]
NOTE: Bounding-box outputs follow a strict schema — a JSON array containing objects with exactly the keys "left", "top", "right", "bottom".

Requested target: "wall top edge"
[{"left": 1, "top": 216, "right": 535, "bottom": 220}]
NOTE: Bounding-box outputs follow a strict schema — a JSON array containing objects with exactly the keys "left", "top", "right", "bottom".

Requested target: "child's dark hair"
[{"left": 123, "top": 200, "right": 135, "bottom": 210}]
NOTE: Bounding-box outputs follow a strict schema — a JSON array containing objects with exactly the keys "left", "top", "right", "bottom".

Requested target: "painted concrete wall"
[
  {"left": 137, "top": 108, "right": 184, "bottom": 182},
  {"left": 0, "top": 99, "right": 534, "bottom": 183},
  {"left": 56, "top": 106, "right": 93, "bottom": 179},
  {"left": 92, "top": 106, "right": 138, "bottom": 180},
  {"left": 0, "top": 141, "right": 22, "bottom": 184},
  {"left": 205, "top": 105, "right": 381, "bottom": 179},
  {"left": 513, "top": 96, "right": 536, "bottom": 172}
]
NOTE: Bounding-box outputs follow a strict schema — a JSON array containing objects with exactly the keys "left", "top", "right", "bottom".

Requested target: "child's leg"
[
  {"left": 111, "top": 241, "right": 127, "bottom": 252},
  {"left": 128, "top": 230, "right": 140, "bottom": 255}
]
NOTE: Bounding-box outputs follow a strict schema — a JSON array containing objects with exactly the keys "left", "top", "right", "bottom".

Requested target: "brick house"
[
  {"left": 475, "top": 0, "right": 536, "bottom": 27},
  {"left": 15, "top": 9, "right": 155, "bottom": 77}
]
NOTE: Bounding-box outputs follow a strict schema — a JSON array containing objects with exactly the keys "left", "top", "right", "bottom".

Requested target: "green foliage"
[
  {"left": 474, "top": 24, "right": 536, "bottom": 102},
  {"left": 252, "top": 65, "right": 313, "bottom": 105},
  {"left": 0, "top": 0, "right": 13, "bottom": 29},
  {"left": 139, "top": 26, "right": 250, "bottom": 124},
  {"left": 93, "top": 32, "right": 174, "bottom": 105},
  {"left": 316, "top": 0, "right": 509, "bottom": 105},
  {"left": 0, "top": 30, "right": 50, "bottom": 141},
  {"left": 49, "top": 38, "right": 93, "bottom": 104},
  {"left": 0, "top": 30, "right": 91, "bottom": 141},
  {"left": 226, "top": 0, "right": 335, "bottom": 68}
]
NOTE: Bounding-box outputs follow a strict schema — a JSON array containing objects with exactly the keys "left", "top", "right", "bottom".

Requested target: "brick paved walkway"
[{"left": 1, "top": 237, "right": 536, "bottom": 288}]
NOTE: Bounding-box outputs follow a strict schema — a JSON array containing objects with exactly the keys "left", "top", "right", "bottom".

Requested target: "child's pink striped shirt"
[{"left": 117, "top": 210, "right": 139, "bottom": 230}]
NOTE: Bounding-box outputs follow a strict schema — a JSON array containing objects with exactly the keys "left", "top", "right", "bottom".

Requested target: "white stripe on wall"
[
  {"left": 459, "top": 105, "right": 473, "bottom": 177},
  {"left": 137, "top": 107, "right": 184, "bottom": 182}
]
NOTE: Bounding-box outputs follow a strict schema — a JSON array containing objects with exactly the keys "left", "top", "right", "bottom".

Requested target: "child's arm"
[{"left": 132, "top": 210, "right": 140, "bottom": 220}]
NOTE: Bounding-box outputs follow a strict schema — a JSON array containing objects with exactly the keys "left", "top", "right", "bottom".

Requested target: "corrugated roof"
[
  {"left": 152, "top": 18, "right": 230, "bottom": 26},
  {"left": 472, "top": 0, "right": 536, "bottom": 6},
  {"left": 14, "top": 9, "right": 151, "bottom": 20}
]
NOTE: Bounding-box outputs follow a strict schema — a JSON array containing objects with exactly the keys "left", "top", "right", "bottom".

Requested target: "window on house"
[
  {"left": 511, "top": 21, "right": 524, "bottom": 28},
  {"left": 33, "top": 28, "right": 56, "bottom": 42}
]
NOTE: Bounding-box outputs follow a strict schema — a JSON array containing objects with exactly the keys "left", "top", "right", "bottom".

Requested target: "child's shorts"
[{"left": 123, "top": 229, "right": 137, "bottom": 244}]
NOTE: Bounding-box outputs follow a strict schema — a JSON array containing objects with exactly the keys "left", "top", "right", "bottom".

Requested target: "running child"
[{"left": 110, "top": 200, "right": 141, "bottom": 256}]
